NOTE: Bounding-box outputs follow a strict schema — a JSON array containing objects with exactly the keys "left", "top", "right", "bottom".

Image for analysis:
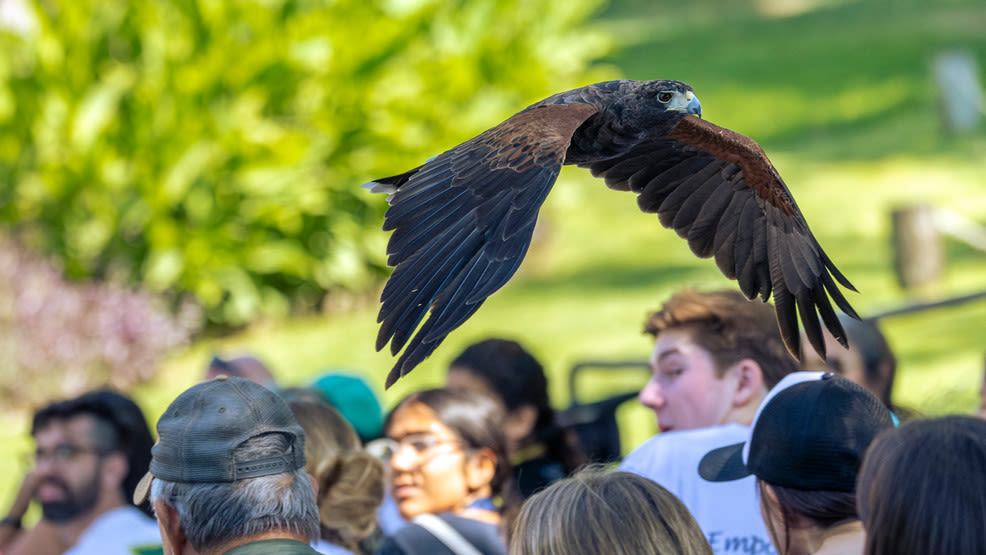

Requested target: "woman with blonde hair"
[
  {"left": 510, "top": 467, "right": 713, "bottom": 555},
  {"left": 289, "top": 399, "right": 387, "bottom": 555}
]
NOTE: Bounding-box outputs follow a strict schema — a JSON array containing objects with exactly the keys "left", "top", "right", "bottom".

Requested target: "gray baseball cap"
[{"left": 134, "top": 375, "right": 306, "bottom": 504}]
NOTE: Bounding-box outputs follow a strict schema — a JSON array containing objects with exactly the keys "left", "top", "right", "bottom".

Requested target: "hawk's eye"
[{"left": 657, "top": 92, "right": 675, "bottom": 103}]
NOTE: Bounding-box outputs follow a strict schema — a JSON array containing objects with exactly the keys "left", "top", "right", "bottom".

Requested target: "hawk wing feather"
[
  {"left": 587, "top": 115, "right": 857, "bottom": 358},
  {"left": 378, "top": 215, "right": 484, "bottom": 353},
  {"left": 372, "top": 102, "right": 599, "bottom": 386}
]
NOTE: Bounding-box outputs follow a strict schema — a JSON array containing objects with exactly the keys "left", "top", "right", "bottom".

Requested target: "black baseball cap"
[
  {"left": 134, "top": 375, "right": 306, "bottom": 504},
  {"left": 699, "top": 372, "right": 894, "bottom": 492}
]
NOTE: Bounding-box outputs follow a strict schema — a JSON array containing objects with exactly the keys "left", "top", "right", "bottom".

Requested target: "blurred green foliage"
[{"left": 0, "top": 0, "right": 613, "bottom": 325}]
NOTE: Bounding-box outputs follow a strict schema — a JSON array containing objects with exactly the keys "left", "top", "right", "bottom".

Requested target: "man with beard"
[{"left": 0, "top": 390, "right": 161, "bottom": 554}]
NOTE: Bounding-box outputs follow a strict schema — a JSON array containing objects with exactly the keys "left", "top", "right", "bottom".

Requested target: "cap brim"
[
  {"left": 133, "top": 471, "right": 154, "bottom": 505},
  {"left": 698, "top": 441, "right": 751, "bottom": 482}
]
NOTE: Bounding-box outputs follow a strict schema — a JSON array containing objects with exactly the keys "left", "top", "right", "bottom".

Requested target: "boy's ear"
[{"left": 730, "top": 359, "right": 764, "bottom": 408}]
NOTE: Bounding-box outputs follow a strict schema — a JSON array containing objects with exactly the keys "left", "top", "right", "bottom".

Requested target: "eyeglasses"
[
  {"left": 366, "top": 434, "right": 462, "bottom": 462},
  {"left": 30, "top": 444, "right": 108, "bottom": 466}
]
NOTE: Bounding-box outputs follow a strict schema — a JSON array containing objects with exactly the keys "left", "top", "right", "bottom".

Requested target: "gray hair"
[{"left": 150, "top": 433, "right": 320, "bottom": 551}]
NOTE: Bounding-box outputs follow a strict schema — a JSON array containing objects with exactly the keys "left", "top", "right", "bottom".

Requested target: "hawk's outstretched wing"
[
  {"left": 366, "top": 81, "right": 858, "bottom": 387},
  {"left": 370, "top": 103, "right": 599, "bottom": 387},
  {"left": 584, "top": 115, "right": 857, "bottom": 358}
]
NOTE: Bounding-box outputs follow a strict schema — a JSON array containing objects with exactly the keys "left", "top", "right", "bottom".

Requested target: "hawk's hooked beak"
[
  {"left": 669, "top": 90, "right": 702, "bottom": 118},
  {"left": 685, "top": 91, "right": 702, "bottom": 118}
]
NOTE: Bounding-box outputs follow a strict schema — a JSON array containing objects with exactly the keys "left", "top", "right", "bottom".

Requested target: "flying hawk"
[{"left": 365, "top": 79, "right": 858, "bottom": 387}]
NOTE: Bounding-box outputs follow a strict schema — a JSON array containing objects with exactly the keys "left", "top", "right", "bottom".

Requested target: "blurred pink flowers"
[{"left": 0, "top": 240, "right": 201, "bottom": 408}]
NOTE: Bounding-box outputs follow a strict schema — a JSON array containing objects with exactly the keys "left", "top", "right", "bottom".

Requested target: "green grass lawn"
[{"left": 3, "top": 0, "right": 985, "bottom": 513}]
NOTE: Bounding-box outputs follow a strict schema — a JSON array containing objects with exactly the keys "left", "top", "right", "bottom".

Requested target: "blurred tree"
[{"left": 0, "top": 0, "right": 614, "bottom": 326}]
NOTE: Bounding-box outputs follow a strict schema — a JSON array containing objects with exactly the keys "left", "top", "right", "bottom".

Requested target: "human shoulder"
[
  {"left": 620, "top": 424, "right": 751, "bottom": 476},
  {"left": 89, "top": 505, "right": 157, "bottom": 528},
  {"left": 64, "top": 506, "right": 161, "bottom": 555},
  {"left": 375, "top": 514, "right": 505, "bottom": 555},
  {"left": 814, "top": 520, "right": 865, "bottom": 555},
  {"left": 437, "top": 514, "right": 504, "bottom": 554},
  {"left": 375, "top": 521, "right": 446, "bottom": 555}
]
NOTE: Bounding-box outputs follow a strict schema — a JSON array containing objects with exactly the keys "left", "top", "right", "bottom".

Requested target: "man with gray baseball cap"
[{"left": 134, "top": 375, "right": 321, "bottom": 554}]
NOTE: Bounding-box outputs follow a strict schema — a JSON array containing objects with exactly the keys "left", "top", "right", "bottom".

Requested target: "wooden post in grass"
[{"left": 892, "top": 203, "right": 944, "bottom": 291}]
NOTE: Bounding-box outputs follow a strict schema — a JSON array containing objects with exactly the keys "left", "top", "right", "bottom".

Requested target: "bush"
[
  {"left": 0, "top": 0, "right": 614, "bottom": 325},
  {"left": 0, "top": 240, "right": 199, "bottom": 409}
]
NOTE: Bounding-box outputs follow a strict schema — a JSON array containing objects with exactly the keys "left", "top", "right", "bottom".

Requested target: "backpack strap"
[{"left": 411, "top": 514, "right": 484, "bottom": 555}]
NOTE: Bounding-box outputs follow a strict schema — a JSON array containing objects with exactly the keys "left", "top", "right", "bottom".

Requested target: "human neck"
[
  {"left": 457, "top": 486, "right": 499, "bottom": 525},
  {"left": 199, "top": 530, "right": 309, "bottom": 554},
  {"left": 786, "top": 519, "right": 862, "bottom": 555},
  {"left": 723, "top": 389, "right": 766, "bottom": 426}
]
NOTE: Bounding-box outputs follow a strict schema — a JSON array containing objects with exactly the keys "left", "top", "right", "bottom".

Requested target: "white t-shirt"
[
  {"left": 64, "top": 506, "right": 162, "bottom": 555},
  {"left": 620, "top": 424, "right": 777, "bottom": 555}
]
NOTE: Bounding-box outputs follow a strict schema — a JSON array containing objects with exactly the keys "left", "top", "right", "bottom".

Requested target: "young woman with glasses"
[{"left": 370, "top": 388, "right": 518, "bottom": 555}]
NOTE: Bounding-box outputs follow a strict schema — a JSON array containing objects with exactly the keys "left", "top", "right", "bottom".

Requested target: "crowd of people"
[{"left": 2, "top": 288, "right": 985, "bottom": 555}]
